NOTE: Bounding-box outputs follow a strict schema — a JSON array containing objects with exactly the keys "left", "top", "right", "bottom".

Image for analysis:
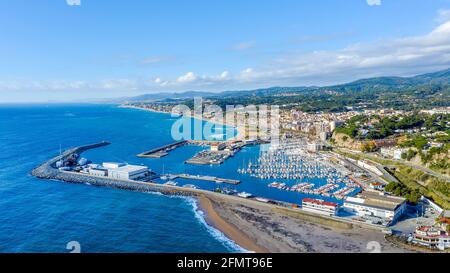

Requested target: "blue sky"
[{"left": 1, "top": 0, "right": 450, "bottom": 102}]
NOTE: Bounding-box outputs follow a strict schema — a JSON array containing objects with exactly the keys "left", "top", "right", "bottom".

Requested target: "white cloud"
[
  {"left": 177, "top": 72, "right": 197, "bottom": 83},
  {"left": 219, "top": 71, "right": 229, "bottom": 79},
  {"left": 366, "top": 0, "right": 381, "bottom": 6}
]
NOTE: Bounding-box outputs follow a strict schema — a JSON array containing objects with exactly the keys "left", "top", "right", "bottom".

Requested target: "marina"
[{"left": 238, "top": 139, "right": 361, "bottom": 200}]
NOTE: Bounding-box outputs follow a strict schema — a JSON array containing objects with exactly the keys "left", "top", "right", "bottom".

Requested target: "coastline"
[
  {"left": 196, "top": 192, "right": 417, "bottom": 253},
  {"left": 32, "top": 129, "right": 419, "bottom": 253},
  {"left": 33, "top": 142, "right": 416, "bottom": 253}
]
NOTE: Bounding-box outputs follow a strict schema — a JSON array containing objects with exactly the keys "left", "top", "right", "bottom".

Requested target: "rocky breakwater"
[{"left": 31, "top": 141, "right": 196, "bottom": 198}]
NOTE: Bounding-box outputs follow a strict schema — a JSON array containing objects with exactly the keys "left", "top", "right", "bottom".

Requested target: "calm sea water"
[{"left": 0, "top": 104, "right": 243, "bottom": 253}]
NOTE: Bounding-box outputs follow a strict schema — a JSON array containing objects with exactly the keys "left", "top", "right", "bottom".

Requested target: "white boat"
[
  {"left": 164, "top": 181, "right": 178, "bottom": 186},
  {"left": 237, "top": 192, "right": 253, "bottom": 198}
]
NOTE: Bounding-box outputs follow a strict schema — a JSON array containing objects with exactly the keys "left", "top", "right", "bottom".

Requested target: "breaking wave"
[{"left": 183, "top": 197, "right": 249, "bottom": 253}]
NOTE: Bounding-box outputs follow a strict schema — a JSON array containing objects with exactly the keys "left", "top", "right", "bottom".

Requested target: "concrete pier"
[
  {"left": 31, "top": 141, "right": 198, "bottom": 197},
  {"left": 172, "top": 173, "right": 241, "bottom": 185},
  {"left": 137, "top": 140, "right": 187, "bottom": 158}
]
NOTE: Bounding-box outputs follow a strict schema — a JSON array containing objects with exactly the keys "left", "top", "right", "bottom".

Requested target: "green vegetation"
[
  {"left": 401, "top": 149, "right": 417, "bottom": 161},
  {"left": 336, "top": 113, "right": 450, "bottom": 140},
  {"left": 361, "top": 141, "right": 377, "bottom": 152},
  {"left": 385, "top": 182, "right": 422, "bottom": 204},
  {"left": 130, "top": 68, "right": 450, "bottom": 114},
  {"left": 400, "top": 135, "right": 429, "bottom": 150}
]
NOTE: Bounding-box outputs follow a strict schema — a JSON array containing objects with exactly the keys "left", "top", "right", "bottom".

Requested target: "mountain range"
[{"left": 121, "top": 68, "right": 450, "bottom": 103}]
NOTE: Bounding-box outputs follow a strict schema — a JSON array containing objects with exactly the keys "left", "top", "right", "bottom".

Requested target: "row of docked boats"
[{"left": 268, "top": 181, "right": 358, "bottom": 199}]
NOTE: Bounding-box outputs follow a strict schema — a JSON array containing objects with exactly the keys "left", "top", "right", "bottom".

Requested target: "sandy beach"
[
  {"left": 198, "top": 194, "right": 268, "bottom": 253},
  {"left": 198, "top": 193, "right": 414, "bottom": 253}
]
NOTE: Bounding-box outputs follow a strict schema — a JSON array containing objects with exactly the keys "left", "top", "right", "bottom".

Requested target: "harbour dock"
[
  {"left": 172, "top": 173, "right": 241, "bottom": 185},
  {"left": 137, "top": 140, "right": 187, "bottom": 158}
]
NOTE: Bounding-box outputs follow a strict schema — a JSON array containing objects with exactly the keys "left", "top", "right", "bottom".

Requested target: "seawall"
[{"left": 31, "top": 141, "right": 198, "bottom": 198}]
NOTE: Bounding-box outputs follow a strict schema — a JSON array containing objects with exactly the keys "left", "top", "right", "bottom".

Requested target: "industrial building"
[
  {"left": 302, "top": 198, "right": 338, "bottom": 216},
  {"left": 343, "top": 191, "right": 406, "bottom": 224},
  {"left": 102, "top": 162, "right": 150, "bottom": 180}
]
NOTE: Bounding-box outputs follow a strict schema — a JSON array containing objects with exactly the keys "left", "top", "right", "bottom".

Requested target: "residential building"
[
  {"left": 412, "top": 226, "right": 450, "bottom": 250},
  {"left": 302, "top": 198, "right": 338, "bottom": 216}
]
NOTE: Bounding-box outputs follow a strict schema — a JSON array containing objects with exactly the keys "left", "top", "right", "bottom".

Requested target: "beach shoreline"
[
  {"left": 197, "top": 194, "right": 268, "bottom": 253},
  {"left": 195, "top": 193, "right": 416, "bottom": 253}
]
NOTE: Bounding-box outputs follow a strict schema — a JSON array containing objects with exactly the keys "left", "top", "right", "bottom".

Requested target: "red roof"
[{"left": 302, "top": 198, "right": 338, "bottom": 208}]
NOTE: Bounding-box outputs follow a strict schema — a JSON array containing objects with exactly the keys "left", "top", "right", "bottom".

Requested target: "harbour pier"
[
  {"left": 171, "top": 173, "right": 241, "bottom": 185},
  {"left": 137, "top": 140, "right": 187, "bottom": 158}
]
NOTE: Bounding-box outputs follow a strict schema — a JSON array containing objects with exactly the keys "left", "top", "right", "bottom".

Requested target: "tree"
[{"left": 361, "top": 141, "right": 377, "bottom": 152}]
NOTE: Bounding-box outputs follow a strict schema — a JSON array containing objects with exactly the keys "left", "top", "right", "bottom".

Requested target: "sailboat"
[{"left": 160, "top": 164, "right": 168, "bottom": 180}]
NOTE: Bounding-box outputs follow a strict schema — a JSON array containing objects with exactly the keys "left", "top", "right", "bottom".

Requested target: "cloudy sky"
[{"left": 1, "top": 0, "right": 450, "bottom": 102}]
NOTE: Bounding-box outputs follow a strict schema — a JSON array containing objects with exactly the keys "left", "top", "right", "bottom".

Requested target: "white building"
[
  {"left": 302, "top": 198, "right": 338, "bottom": 216},
  {"left": 102, "top": 162, "right": 149, "bottom": 180},
  {"left": 307, "top": 142, "right": 324, "bottom": 153},
  {"left": 329, "top": 121, "right": 336, "bottom": 132},
  {"left": 357, "top": 160, "right": 384, "bottom": 176},
  {"left": 393, "top": 149, "right": 403, "bottom": 160},
  {"left": 89, "top": 168, "right": 107, "bottom": 177},
  {"left": 380, "top": 148, "right": 405, "bottom": 160},
  {"left": 343, "top": 191, "right": 406, "bottom": 224},
  {"left": 319, "top": 131, "right": 328, "bottom": 142}
]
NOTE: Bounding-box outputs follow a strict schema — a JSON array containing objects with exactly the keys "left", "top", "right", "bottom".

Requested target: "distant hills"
[
  {"left": 319, "top": 68, "right": 450, "bottom": 93},
  {"left": 122, "top": 68, "right": 450, "bottom": 103}
]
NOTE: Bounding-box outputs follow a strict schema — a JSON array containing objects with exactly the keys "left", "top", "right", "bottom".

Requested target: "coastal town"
[
  {"left": 5, "top": 0, "right": 450, "bottom": 265},
  {"left": 32, "top": 101, "right": 450, "bottom": 253}
]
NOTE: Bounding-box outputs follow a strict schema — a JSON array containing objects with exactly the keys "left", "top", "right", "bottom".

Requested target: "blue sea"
[
  {"left": 0, "top": 104, "right": 245, "bottom": 253},
  {"left": 0, "top": 104, "right": 356, "bottom": 253}
]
